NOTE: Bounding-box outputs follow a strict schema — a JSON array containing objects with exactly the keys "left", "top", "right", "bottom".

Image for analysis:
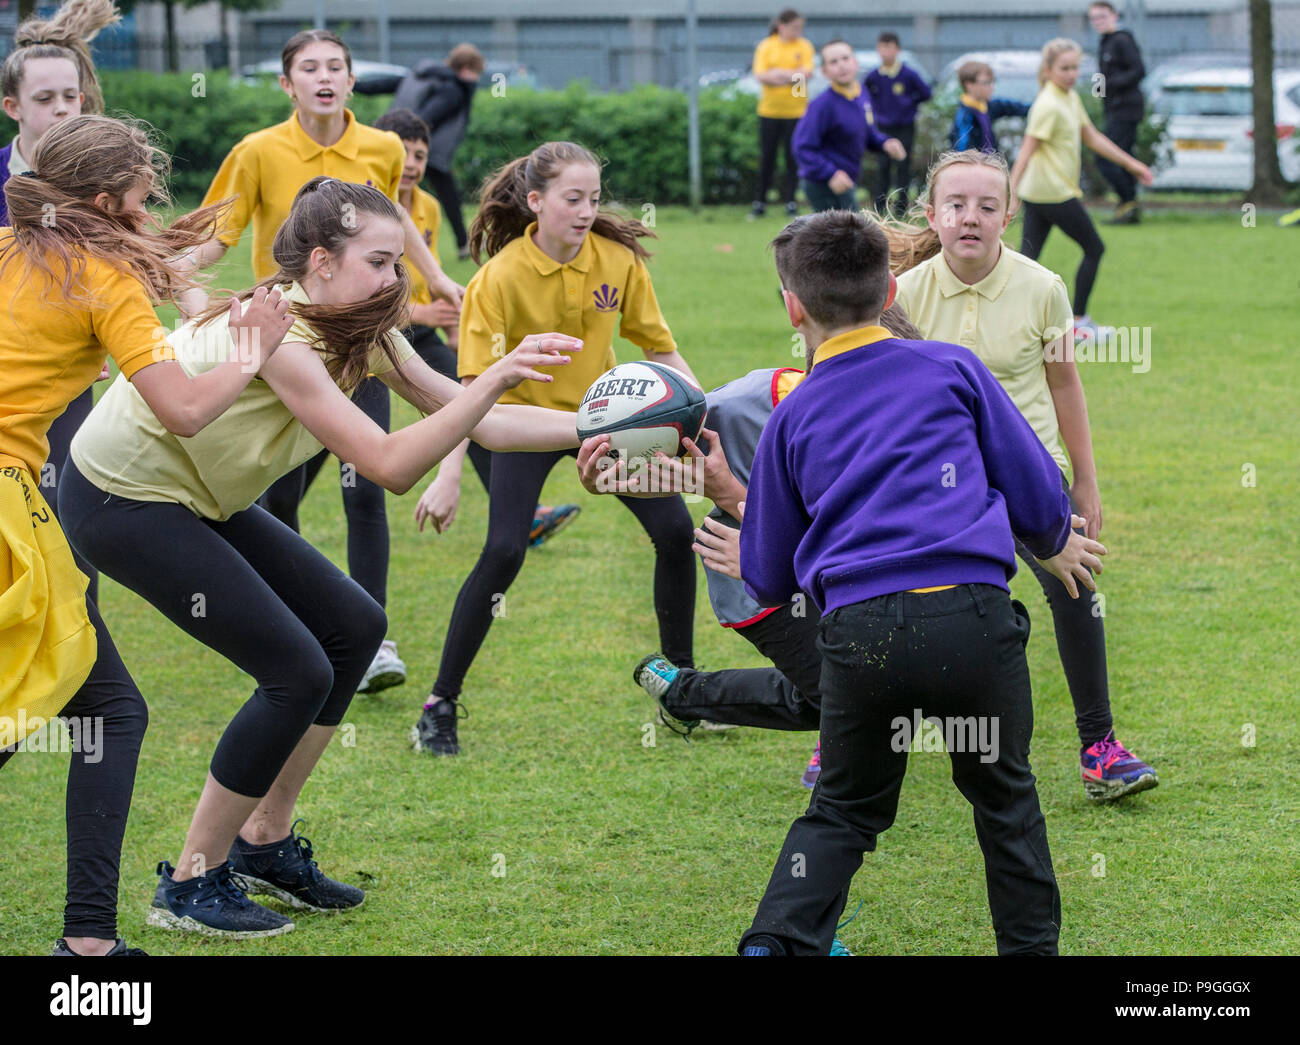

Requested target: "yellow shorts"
[{"left": 0, "top": 463, "right": 96, "bottom": 748}]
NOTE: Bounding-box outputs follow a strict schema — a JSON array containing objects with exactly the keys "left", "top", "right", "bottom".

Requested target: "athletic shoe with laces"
[
  {"left": 228, "top": 820, "right": 364, "bottom": 912},
  {"left": 829, "top": 936, "right": 853, "bottom": 956},
  {"left": 147, "top": 860, "right": 294, "bottom": 938},
  {"left": 51, "top": 937, "right": 148, "bottom": 956},
  {"left": 1081, "top": 730, "right": 1158, "bottom": 801},
  {"left": 800, "top": 741, "right": 821, "bottom": 790},
  {"left": 633, "top": 654, "right": 699, "bottom": 737},
  {"left": 1073, "top": 314, "right": 1116, "bottom": 346},
  {"left": 1107, "top": 201, "right": 1140, "bottom": 225},
  {"left": 529, "top": 503, "right": 581, "bottom": 548},
  {"left": 357, "top": 638, "right": 406, "bottom": 695},
  {"left": 411, "top": 698, "right": 465, "bottom": 755}
]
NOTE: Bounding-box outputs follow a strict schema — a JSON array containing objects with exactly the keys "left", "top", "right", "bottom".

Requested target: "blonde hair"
[
  {"left": 877, "top": 150, "right": 1016, "bottom": 275},
  {"left": 1038, "top": 38, "right": 1082, "bottom": 86},
  {"left": 7, "top": 0, "right": 120, "bottom": 114}
]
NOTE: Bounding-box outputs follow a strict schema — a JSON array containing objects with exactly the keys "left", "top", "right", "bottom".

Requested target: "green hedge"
[{"left": 98, "top": 70, "right": 1167, "bottom": 208}]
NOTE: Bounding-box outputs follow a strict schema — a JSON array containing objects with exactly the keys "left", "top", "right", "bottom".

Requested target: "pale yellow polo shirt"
[
  {"left": 753, "top": 35, "right": 816, "bottom": 119},
  {"left": 70, "top": 282, "right": 415, "bottom": 520},
  {"left": 1018, "top": 82, "right": 1092, "bottom": 204},
  {"left": 202, "top": 109, "right": 404, "bottom": 280},
  {"left": 896, "top": 245, "right": 1073, "bottom": 473},
  {"left": 457, "top": 225, "right": 676, "bottom": 412}
]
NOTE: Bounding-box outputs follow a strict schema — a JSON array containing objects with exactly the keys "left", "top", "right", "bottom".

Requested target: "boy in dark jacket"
[
  {"left": 1088, "top": 2, "right": 1146, "bottom": 223},
  {"left": 736, "top": 210, "right": 1105, "bottom": 956},
  {"left": 949, "top": 61, "right": 1030, "bottom": 154}
]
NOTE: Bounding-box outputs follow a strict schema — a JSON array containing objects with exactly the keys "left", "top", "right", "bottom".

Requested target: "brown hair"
[
  {"left": 282, "top": 29, "right": 352, "bottom": 78},
  {"left": 194, "top": 177, "right": 410, "bottom": 395},
  {"left": 469, "top": 141, "right": 652, "bottom": 264},
  {"left": 5, "top": 0, "right": 120, "bottom": 115},
  {"left": 768, "top": 8, "right": 802, "bottom": 34},
  {"left": 770, "top": 210, "right": 892, "bottom": 330},
  {"left": 877, "top": 149, "right": 1015, "bottom": 276},
  {"left": 0, "top": 114, "right": 224, "bottom": 307},
  {"left": 957, "top": 60, "right": 993, "bottom": 89},
  {"left": 447, "top": 43, "right": 485, "bottom": 76},
  {"left": 1038, "top": 38, "right": 1082, "bottom": 86},
  {"left": 374, "top": 107, "right": 430, "bottom": 144}
]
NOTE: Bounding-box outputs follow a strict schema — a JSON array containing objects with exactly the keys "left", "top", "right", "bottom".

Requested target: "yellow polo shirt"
[
  {"left": 457, "top": 225, "right": 676, "bottom": 412},
  {"left": 1018, "top": 82, "right": 1091, "bottom": 204},
  {"left": 753, "top": 35, "right": 815, "bottom": 119},
  {"left": 896, "top": 245, "right": 1073, "bottom": 473},
  {"left": 405, "top": 186, "right": 443, "bottom": 307},
  {"left": 202, "top": 109, "right": 404, "bottom": 280},
  {"left": 70, "top": 281, "right": 415, "bottom": 521}
]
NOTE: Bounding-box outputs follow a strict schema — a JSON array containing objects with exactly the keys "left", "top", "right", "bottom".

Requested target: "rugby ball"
[{"left": 576, "top": 361, "right": 707, "bottom": 461}]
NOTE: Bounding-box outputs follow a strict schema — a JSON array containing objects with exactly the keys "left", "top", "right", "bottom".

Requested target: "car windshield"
[{"left": 1156, "top": 85, "right": 1253, "bottom": 117}]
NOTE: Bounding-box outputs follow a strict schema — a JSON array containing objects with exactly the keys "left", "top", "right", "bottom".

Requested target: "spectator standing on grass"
[
  {"left": 1088, "top": 2, "right": 1146, "bottom": 224},
  {"left": 865, "top": 31, "right": 931, "bottom": 216},
  {"left": 793, "top": 39, "right": 906, "bottom": 212},
  {"left": 749, "top": 8, "right": 815, "bottom": 220},
  {"left": 390, "top": 43, "right": 484, "bottom": 260}
]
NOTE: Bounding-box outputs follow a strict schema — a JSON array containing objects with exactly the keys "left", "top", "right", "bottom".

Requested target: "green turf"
[{"left": 2, "top": 206, "right": 1297, "bottom": 955}]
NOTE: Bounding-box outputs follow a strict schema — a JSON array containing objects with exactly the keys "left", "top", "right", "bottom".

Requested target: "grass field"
[{"left": 2, "top": 204, "right": 1297, "bottom": 955}]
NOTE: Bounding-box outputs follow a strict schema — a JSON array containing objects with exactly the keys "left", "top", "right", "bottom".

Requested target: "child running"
[
  {"left": 0, "top": 113, "right": 295, "bottom": 956},
  {"left": 736, "top": 209, "right": 1105, "bottom": 956},
  {"left": 949, "top": 60, "right": 1030, "bottom": 155},
  {"left": 1010, "top": 38, "right": 1152, "bottom": 339},
  {"left": 893, "top": 148, "right": 1157, "bottom": 801},
  {"left": 59, "top": 175, "right": 583, "bottom": 940},
  {"left": 410, "top": 141, "right": 699, "bottom": 757}
]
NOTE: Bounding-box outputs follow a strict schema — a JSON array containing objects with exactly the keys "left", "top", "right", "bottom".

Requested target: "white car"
[{"left": 1150, "top": 67, "right": 1300, "bottom": 189}]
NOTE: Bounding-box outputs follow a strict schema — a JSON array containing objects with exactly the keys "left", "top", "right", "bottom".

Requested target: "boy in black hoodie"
[{"left": 1088, "top": 2, "right": 1146, "bottom": 223}]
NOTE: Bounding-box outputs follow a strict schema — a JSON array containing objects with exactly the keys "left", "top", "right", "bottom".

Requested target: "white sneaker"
[
  {"left": 357, "top": 639, "right": 406, "bottom": 695},
  {"left": 1073, "top": 315, "right": 1116, "bottom": 344}
]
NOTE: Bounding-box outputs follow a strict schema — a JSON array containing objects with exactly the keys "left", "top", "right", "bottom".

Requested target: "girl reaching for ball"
[
  {"left": 409, "top": 140, "right": 700, "bottom": 757},
  {"left": 57, "top": 174, "right": 581, "bottom": 941}
]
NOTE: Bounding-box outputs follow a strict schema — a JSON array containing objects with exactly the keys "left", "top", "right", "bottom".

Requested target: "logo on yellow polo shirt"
[{"left": 593, "top": 283, "right": 620, "bottom": 312}]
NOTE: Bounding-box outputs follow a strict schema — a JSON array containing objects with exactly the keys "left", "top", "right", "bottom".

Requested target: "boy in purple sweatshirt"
[
  {"left": 737, "top": 210, "right": 1106, "bottom": 957},
  {"left": 793, "top": 39, "right": 905, "bottom": 212},
  {"left": 864, "top": 32, "right": 931, "bottom": 214}
]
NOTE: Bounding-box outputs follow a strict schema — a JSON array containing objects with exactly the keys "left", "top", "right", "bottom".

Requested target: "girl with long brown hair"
[
  {"left": 0, "top": 113, "right": 295, "bottom": 956},
  {"left": 58, "top": 173, "right": 583, "bottom": 941}
]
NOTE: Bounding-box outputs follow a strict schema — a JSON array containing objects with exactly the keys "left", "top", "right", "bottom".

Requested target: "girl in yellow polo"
[
  {"left": 750, "top": 8, "right": 814, "bottom": 219},
  {"left": 190, "top": 28, "right": 464, "bottom": 695},
  {"left": 410, "top": 141, "right": 700, "bottom": 757},
  {"left": 893, "top": 148, "right": 1157, "bottom": 803},
  {"left": 0, "top": 114, "right": 295, "bottom": 956}
]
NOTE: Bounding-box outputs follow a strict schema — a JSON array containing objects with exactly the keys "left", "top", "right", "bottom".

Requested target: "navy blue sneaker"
[
  {"left": 228, "top": 820, "right": 364, "bottom": 913},
  {"left": 148, "top": 860, "right": 294, "bottom": 938},
  {"left": 51, "top": 938, "right": 147, "bottom": 956}
]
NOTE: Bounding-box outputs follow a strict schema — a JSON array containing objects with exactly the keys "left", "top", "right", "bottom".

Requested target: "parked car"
[
  {"left": 241, "top": 59, "right": 411, "bottom": 95},
  {"left": 1149, "top": 66, "right": 1300, "bottom": 189}
]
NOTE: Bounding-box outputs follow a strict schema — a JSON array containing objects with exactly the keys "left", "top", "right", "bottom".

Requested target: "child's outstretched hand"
[
  {"left": 491, "top": 333, "right": 582, "bottom": 388},
  {"left": 1036, "top": 515, "right": 1106, "bottom": 599},
  {"left": 228, "top": 286, "right": 293, "bottom": 371}
]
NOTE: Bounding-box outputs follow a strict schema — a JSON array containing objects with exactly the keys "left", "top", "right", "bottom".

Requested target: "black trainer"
[
  {"left": 228, "top": 820, "right": 364, "bottom": 913},
  {"left": 411, "top": 698, "right": 465, "bottom": 756},
  {"left": 148, "top": 860, "right": 294, "bottom": 938},
  {"left": 51, "top": 938, "right": 148, "bottom": 956}
]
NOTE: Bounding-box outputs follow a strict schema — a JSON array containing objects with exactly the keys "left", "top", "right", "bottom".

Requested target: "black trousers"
[
  {"left": 426, "top": 166, "right": 467, "bottom": 250},
  {"left": 1097, "top": 115, "right": 1139, "bottom": 204},
  {"left": 43, "top": 387, "right": 98, "bottom": 603},
  {"left": 1019, "top": 198, "right": 1105, "bottom": 317},
  {"left": 0, "top": 593, "right": 147, "bottom": 941},
  {"left": 432, "top": 447, "right": 696, "bottom": 699},
  {"left": 60, "top": 460, "right": 387, "bottom": 798},
  {"left": 667, "top": 603, "right": 822, "bottom": 730},
  {"left": 258, "top": 376, "right": 391, "bottom": 609},
  {"left": 741, "top": 585, "right": 1060, "bottom": 956},
  {"left": 873, "top": 123, "right": 915, "bottom": 215},
  {"left": 756, "top": 117, "right": 799, "bottom": 206},
  {"left": 409, "top": 324, "right": 492, "bottom": 492}
]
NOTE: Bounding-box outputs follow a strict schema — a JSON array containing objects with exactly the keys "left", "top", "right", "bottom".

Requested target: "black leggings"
[
  {"left": 432, "top": 447, "right": 696, "bottom": 699},
  {"left": 60, "top": 461, "right": 387, "bottom": 798},
  {"left": 1019, "top": 198, "right": 1105, "bottom": 317},
  {"left": 0, "top": 594, "right": 147, "bottom": 941},
  {"left": 756, "top": 117, "right": 799, "bottom": 206},
  {"left": 44, "top": 386, "right": 98, "bottom": 604},
  {"left": 426, "top": 166, "right": 467, "bottom": 250},
  {"left": 259, "top": 376, "right": 391, "bottom": 608}
]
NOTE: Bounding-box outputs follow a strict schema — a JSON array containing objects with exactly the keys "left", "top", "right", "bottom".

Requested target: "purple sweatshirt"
[
  {"left": 741, "top": 328, "right": 1072, "bottom": 614},
  {"left": 792, "top": 86, "right": 890, "bottom": 184},
  {"left": 0, "top": 141, "right": 13, "bottom": 227},
  {"left": 863, "top": 63, "right": 932, "bottom": 127}
]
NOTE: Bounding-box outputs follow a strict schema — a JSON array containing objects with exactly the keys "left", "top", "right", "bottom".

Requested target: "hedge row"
[{"left": 97, "top": 70, "right": 1167, "bottom": 206}]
